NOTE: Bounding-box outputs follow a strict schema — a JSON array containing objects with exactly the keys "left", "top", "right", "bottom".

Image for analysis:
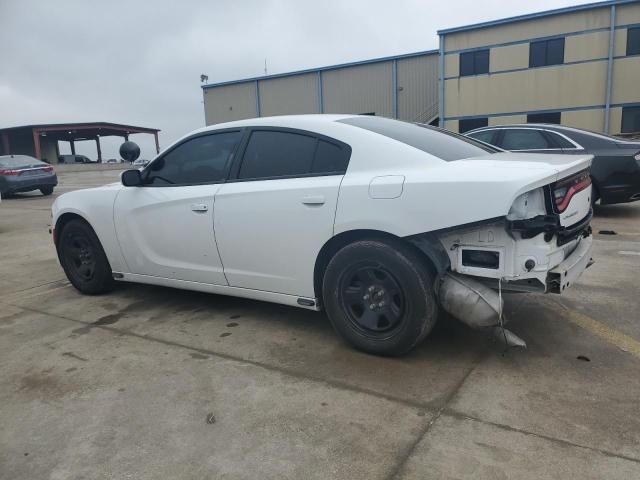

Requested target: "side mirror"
[
  {"left": 121, "top": 169, "right": 142, "bottom": 187},
  {"left": 119, "top": 141, "right": 141, "bottom": 162}
]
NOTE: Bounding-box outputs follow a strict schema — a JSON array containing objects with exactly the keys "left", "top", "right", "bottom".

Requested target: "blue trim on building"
[
  {"left": 317, "top": 71, "right": 324, "bottom": 114},
  {"left": 605, "top": 4, "right": 616, "bottom": 133},
  {"left": 255, "top": 81, "right": 261, "bottom": 116},
  {"left": 437, "top": 0, "right": 637, "bottom": 35},
  {"left": 443, "top": 102, "right": 638, "bottom": 121},
  {"left": 201, "top": 49, "right": 438, "bottom": 90},
  {"left": 438, "top": 36, "right": 445, "bottom": 127}
]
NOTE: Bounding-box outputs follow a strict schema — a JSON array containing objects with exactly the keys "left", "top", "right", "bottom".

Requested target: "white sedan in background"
[{"left": 52, "top": 115, "right": 594, "bottom": 355}]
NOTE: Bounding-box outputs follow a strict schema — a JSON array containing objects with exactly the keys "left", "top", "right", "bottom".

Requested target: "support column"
[
  {"left": 154, "top": 132, "right": 160, "bottom": 154},
  {"left": 32, "top": 129, "right": 42, "bottom": 160},
  {"left": 70, "top": 139, "right": 76, "bottom": 155},
  {"left": 1, "top": 132, "right": 9, "bottom": 155},
  {"left": 95, "top": 137, "right": 102, "bottom": 163}
]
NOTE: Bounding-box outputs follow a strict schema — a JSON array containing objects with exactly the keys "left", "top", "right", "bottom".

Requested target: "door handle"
[
  {"left": 301, "top": 195, "right": 325, "bottom": 206},
  {"left": 190, "top": 203, "right": 209, "bottom": 212}
]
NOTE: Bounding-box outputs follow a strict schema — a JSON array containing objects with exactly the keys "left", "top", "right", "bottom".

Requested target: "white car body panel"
[
  {"left": 51, "top": 114, "right": 594, "bottom": 309},
  {"left": 113, "top": 184, "right": 227, "bottom": 285},
  {"left": 213, "top": 175, "right": 342, "bottom": 297}
]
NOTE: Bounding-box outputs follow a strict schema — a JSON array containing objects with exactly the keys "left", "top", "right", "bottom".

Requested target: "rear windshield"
[
  {"left": 0, "top": 156, "right": 44, "bottom": 168},
  {"left": 338, "top": 116, "right": 498, "bottom": 161}
]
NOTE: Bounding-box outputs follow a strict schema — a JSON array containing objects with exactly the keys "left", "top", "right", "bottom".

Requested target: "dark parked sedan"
[
  {"left": 465, "top": 124, "right": 640, "bottom": 205},
  {"left": 0, "top": 155, "right": 58, "bottom": 198}
]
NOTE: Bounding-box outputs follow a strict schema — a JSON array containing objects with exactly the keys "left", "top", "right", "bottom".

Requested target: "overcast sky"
[{"left": 1, "top": 0, "right": 591, "bottom": 159}]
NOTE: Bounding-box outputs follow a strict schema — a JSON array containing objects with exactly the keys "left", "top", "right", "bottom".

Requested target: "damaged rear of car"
[{"left": 334, "top": 116, "right": 594, "bottom": 352}]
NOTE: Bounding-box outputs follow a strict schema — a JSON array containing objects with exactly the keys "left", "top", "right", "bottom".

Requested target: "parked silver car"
[{"left": 0, "top": 155, "right": 58, "bottom": 198}]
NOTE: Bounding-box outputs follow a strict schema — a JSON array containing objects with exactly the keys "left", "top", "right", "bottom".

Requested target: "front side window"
[
  {"left": 460, "top": 49, "right": 490, "bottom": 76},
  {"left": 529, "top": 37, "right": 565, "bottom": 67},
  {"left": 527, "top": 112, "right": 561, "bottom": 124},
  {"left": 622, "top": 106, "right": 640, "bottom": 134},
  {"left": 500, "top": 129, "right": 551, "bottom": 150},
  {"left": 146, "top": 131, "right": 241, "bottom": 185},
  {"left": 459, "top": 117, "right": 488, "bottom": 133},
  {"left": 338, "top": 116, "right": 497, "bottom": 161},
  {"left": 627, "top": 26, "right": 640, "bottom": 56}
]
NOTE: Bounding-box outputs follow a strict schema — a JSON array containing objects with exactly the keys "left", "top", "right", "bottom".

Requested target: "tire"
[
  {"left": 322, "top": 239, "right": 438, "bottom": 356},
  {"left": 591, "top": 182, "right": 600, "bottom": 207},
  {"left": 40, "top": 186, "right": 54, "bottom": 196},
  {"left": 57, "top": 219, "right": 114, "bottom": 294}
]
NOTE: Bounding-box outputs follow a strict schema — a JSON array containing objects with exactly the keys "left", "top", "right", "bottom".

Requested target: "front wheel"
[
  {"left": 322, "top": 239, "right": 438, "bottom": 356},
  {"left": 57, "top": 219, "right": 114, "bottom": 294}
]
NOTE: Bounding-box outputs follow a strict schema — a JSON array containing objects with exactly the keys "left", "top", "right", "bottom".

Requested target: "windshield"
[
  {"left": 0, "top": 155, "right": 45, "bottom": 168},
  {"left": 338, "top": 116, "right": 498, "bottom": 161}
]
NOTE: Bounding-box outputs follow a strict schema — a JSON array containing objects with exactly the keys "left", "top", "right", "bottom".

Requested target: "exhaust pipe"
[{"left": 439, "top": 273, "right": 526, "bottom": 348}]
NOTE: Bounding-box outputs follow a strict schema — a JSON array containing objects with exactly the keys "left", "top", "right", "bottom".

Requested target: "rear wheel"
[
  {"left": 57, "top": 219, "right": 114, "bottom": 294},
  {"left": 322, "top": 239, "right": 437, "bottom": 356},
  {"left": 40, "top": 186, "right": 54, "bottom": 196}
]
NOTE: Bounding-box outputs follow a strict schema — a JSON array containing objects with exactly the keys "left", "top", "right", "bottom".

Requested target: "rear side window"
[
  {"left": 338, "top": 116, "right": 497, "bottom": 161},
  {"left": 146, "top": 131, "right": 241, "bottom": 185},
  {"left": 546, "top": 132, "right": 576, "bottom": 149},
  {"left": 239, "top": 131, "right": 316, "bottom": 179},
  {"left": 312, "top": 140, "right": 349, "bottom": 174},
  {"left": 500, "top": 129, "right": 551, "bottom": 150},
  {"left": 238, "top": 131, "right": 350, "bottom": 180}
]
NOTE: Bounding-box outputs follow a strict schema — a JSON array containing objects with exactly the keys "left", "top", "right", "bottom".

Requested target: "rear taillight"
[
  {"left": 42, "top": 166, "right": 54, "bottom": 172},
  {"left": 0, "top": 169, "right": 19, "bottom": 176},
  {"left": 552, "top": 169, "right": 591, "bottom": 213}
]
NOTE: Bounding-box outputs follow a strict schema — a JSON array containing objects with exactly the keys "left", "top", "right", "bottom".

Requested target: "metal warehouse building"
[
  {"left": 202, "top": 51, "right": 439, "bottom": 126},
  {"left": 439, "top": 0, "right": 640, "bottom": 135},
  {"left": 202, "top": 0, "right": 640, "bottom": 136}
]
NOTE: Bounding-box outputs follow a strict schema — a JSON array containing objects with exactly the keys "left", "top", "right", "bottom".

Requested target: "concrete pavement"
[{"left": 1, "top": 169, "right": 639, "bottom": 479}]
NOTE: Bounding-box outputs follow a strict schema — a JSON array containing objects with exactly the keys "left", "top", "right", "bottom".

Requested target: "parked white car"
[{"left": 51, "top": 115, "right": 594, "bottom": 355}]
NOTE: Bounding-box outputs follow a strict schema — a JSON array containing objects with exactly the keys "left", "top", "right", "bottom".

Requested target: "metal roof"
[
  {"left": 437, "top": 0, "right": 637, "bottom": 35},
  {"left": 0, "top": 122, "right": 160, "bottom": 134},
  {"left": 201, "top": 49, "right": 438, "bottom": 90}
]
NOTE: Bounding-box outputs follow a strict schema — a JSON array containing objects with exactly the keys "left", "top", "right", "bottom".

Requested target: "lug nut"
[
  {"left": 369, "top": 304, "right": 376, "bottom": 310},
  {"left": 378, "top": 302, "right": 384, "bottom": 307},
  {"left": 363, "top": 294, "right": 369, "bottom": 300}
]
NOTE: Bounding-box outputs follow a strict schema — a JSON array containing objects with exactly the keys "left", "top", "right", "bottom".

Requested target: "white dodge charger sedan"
[{"left": 52, "top": 115, "right": 594, "bottom": 355}]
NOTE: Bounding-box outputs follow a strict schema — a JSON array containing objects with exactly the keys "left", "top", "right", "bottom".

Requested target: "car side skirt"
[{"left": 113, "top": 273, "right": 321, "bottom": 311}]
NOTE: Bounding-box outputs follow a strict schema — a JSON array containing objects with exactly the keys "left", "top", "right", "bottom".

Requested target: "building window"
[
  {"left": 459, "top": 117, "right": 489, "bottom": 133},
  {"left": 460, "top": 49, "right": 490, "bottom": 77},
  {"left": 621, "top": 106, "right": 640, "bottom": 134},
  {"left": 529, "top": 37, "right": 565, "bottom": 68},
  {"left": 527, "top": 112, "right": 561, "bottom": 124},
  {"left": 627, "top": 27, "right": 640, "bottom": 56}
]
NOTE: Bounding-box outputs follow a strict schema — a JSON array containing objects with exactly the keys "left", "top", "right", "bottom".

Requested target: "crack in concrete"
[{"left": 444, "top": 409, "right": 640, "bottom": 465}]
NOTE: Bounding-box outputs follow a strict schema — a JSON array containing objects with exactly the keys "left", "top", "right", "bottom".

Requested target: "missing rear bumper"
[{"left": 546, "top": 236, "right": 594, "bottom": 293}]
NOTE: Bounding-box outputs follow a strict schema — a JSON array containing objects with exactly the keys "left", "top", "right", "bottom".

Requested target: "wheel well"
[
  {"left": 313, "top": 229, "right": 440, "bottom": 307},
  {"left": 54, "top": 213, "right": 90, "bottom": 248}
]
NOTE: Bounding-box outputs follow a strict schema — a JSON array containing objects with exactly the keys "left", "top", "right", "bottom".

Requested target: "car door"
[
  {"left": 114, "top": 130, "right": 243, "bottom": 285},
  {"left": 214, "top": 128, "right": 351, "bottom": 298}
]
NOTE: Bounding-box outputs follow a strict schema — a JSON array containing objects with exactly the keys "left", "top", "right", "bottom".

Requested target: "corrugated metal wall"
[
  {"left": 204, "top": 82, "right": 257, "bottom": 125},
  {"left": 397, "top": 55, "right": 439, "bottom": 123},
  {"left": 259, "top": 73, "right": 320, "bottom": 116},
  {"left": 202, "top": 52, "right": 439, "bottom": 125},
  {"left": 321, "top": 62, "right": 394, "bottom": 117}
]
